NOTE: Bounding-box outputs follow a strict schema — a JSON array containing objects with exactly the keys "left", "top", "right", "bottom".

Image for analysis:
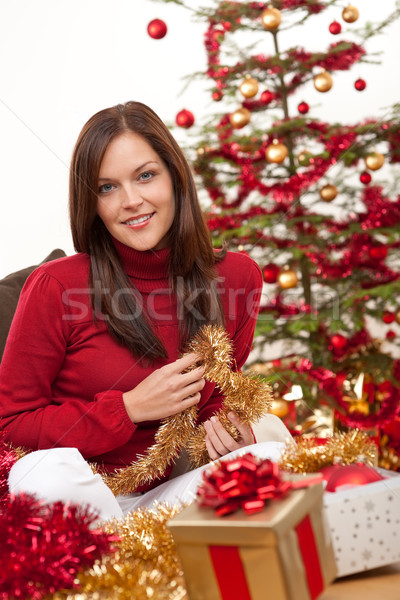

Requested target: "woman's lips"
[{"left": 123, "top": 213, "right": 155, "bottom": 229}]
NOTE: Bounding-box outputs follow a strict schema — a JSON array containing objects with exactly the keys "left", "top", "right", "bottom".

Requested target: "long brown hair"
[{"left": 69, "top": 101, "right": 225, "bottom": 360}]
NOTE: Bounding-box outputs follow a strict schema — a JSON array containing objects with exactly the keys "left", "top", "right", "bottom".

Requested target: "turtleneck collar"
[{"left": 112, "top": 237, "right": 170, "bottom": 280}]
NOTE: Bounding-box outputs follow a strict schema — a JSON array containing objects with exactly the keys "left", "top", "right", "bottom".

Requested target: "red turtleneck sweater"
[{"left": 0, "top": 241, "right": 262, "bottom": 491}]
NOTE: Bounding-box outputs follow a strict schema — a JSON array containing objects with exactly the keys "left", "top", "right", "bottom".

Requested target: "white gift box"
[{"left": 323, "top": 472, "right": 400, "bottom": 577}]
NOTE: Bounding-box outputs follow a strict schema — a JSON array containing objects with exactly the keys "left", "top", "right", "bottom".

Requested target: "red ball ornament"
[
  {"left": 212, "top": 90, "right": 223, "bottom": 102},
  {"left": 324, "top": 464, "right": 383, "bottom": 493},
  {"left": 297, "top": 101, "right": 309, "bottom": 115},
  {"left": 354, "top": 78, "right": 366, "bottom": 91},
  {"left": 175, "top": 109, "right": 195, "bottom": 129},
  {"left": 147, "top": 19, "right": 167, "bottom": 39},
  {"left": 386, "top": 330, "right": 396, "bottom": 340},
  {"left": 383, "top": 311, "right": 395, "bottom": 324},
  {"left": 330, "top": 334, "right": 347, "bottom": 351},
  {"left": 369, "top": 245, "right": 388, "bottom": 260},
  {"left": 329, "top": 20, "right": 342, "bottom": 35},
  {"left": 360, "top": 171, "right": 371, "bottom": 185},
  {"left": 261, "top": 90, "right": 275, "bottom": 104},
  {"left": 262, "top": 263, "right": 280, "bottom": 284},
  {"left": 212, "top": 28, "right": 224, "bottom": 42}
]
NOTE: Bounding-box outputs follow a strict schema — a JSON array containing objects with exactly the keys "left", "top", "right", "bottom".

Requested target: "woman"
[{"left": 0, "top": 101, "right": 288, "bottom": 519}]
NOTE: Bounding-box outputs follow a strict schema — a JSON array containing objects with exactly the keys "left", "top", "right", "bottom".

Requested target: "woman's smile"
[{"left": 123, "top": 212, "right": 155, "bottom": 228}]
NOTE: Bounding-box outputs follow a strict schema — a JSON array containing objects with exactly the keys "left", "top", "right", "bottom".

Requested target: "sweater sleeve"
[
  {"left": 196, "top": 256, "right": 263, "bottom": 423},
  {"left": 0, "top": 268, "right": 136, "bottom": 457}
]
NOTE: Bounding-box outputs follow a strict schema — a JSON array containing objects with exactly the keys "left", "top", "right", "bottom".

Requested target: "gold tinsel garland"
[
  {"left": 103, "top": 325, "right": 272, "bottom": 495},
  {"left": 9, "top": 445, "right": 29, "bottom": 460},
  {"left": 184, "top": 325, "right": 273, "bottom": 468},
  {"left": 278, "top": 430, "right": 378, "bottom": 473},
  {"left": 51, "top": 504, "right": 187, "bottom": 600},
  {"left": 102, "top": 406, "right": 199, "bottom": 496}
]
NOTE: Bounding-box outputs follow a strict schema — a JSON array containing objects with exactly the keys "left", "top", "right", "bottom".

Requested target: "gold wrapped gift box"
[{"left": 168, "top": 481, "right": 336, "bottom": 600}]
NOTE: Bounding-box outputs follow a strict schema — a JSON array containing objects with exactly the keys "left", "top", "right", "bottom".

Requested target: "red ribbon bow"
[{"left": 197, "top": 453, "right": 321, "bottom": 516}]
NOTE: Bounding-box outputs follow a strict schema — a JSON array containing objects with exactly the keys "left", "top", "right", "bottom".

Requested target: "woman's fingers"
[
  {"left": 205, "top": 433, "right": 219, "bottom": 461},
  {"left": 227, "top": 412, "right": 254, "bottom": 445},
  {"left": 160, "top": 354, "right": 205, "bottom": 399},
  {"left": 204, "top": 413, "right": 254, "bottom": 460},
  {"left": 171, "top": 354, "right": 205, "bottom": 400},
  {"left": 204, "top": 417, "right": 240, "bottom": 455},
  {"left": 181, "top": 375, "right": 206, "bottom": 399},
  {"left": 170, "top": 353, "right": 202, "bottom": 373},
  {"left": 123, "top": 353, "right": 205, "bottom": 423},
  {"left": 179, "top": 365, "right": 206, "bottom": 388},
  {"left": 177, "top": 392, "right": 202, "bottom": 411}
]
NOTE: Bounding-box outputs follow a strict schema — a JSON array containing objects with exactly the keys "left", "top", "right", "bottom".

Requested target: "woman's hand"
[
  {"left": 204, "top": 412, "right": 254, "bottom": 461},
  {"left": 122, "top": 353, "right": 205, "bottom": 423}
]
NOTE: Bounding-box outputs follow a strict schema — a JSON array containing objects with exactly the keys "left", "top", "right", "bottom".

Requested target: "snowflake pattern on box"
[{"left": 323, "top": 474, "right": 400, "bottom": 577}]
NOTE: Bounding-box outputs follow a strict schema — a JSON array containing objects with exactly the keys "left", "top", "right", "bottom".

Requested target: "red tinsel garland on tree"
[
  {"left": 270, "top": 357, "right": 400, "bottom": 430},
  {"left": 204, "top": 0, "right": 364, "bottom": 100},
  {"left": 197, "top": 123, "right": 358, "bottom": 209}
]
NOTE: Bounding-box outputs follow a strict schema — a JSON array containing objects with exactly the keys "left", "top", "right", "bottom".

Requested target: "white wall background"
[{"left": 0, "top": 0, "right": 399, "bottom": 277}]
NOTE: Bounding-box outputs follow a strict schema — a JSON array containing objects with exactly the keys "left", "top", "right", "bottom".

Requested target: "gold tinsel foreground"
[
  {"left": 52, "top": 504, "right": 187, "bottom": 600},
  {"left": 104, "top": 325, "right": 272, "bottom": 495},
  {"left": 279, "top": 430, "right": 378, "bottom": 474},
  {"left": 10, "top": 445, "right": 29, "bottom": 461}
]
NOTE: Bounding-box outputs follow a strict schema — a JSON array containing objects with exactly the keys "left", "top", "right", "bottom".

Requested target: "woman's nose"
[{"left": 121, "top": 185, "right": 144, "bottom": 209}]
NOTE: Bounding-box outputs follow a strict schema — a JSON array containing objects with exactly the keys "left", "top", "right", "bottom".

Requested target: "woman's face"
[{"left": 96, "top": 131, "right": 175, "bottom": 251}]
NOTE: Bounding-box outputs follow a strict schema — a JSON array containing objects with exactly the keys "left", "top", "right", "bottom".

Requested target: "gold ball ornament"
[
  {"left": 265, "top": 139, "right": 288, "bottom": 163},
  {"left": 229, "top": 107, "right": 251, "bottom": 129},
  {"left": 269, "top": 398, "right": 289, "bottom": 419},
  {"left": 239, "top": 76, "right": 259, "bottom": 99},
  {"left": 375, "top": 390, "right": 388, "bottom": 403},
  {"left": 314, "top": 71, "right": 333, "bottom": 93},
  {"left": 297, "top": 150, "right": 313, "bottom": 166},
  {"left": 395, "top": 308, "right": 400, "bottom": 325},
  {"left": 364, "top": 152, "right": 385, "bottom": 171},
  {"left": 278, "top": 266, "right": 298, "bottom": 289},
  {"left": 348, "top": 400, "right": 370, "bottom": 415},
  {"left": 261, "top": 7, "right": 282, "bottom": 31},
  {"left": 342, "top": 4, "right": 359, "bottom": 23},
  {"left": 197, "top": 146, "right": 211, "bottom": 156},
  {"left": 319, "top": 184, "right": 338, "bottom": 202}
]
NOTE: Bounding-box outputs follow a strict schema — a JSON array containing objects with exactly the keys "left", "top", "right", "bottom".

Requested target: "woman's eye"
[
  {"left": 139, "top": 171, "right": 154, "bottom": 181},
  {"left": 98, "top": 183, "right": 114, "bottom": 193}
]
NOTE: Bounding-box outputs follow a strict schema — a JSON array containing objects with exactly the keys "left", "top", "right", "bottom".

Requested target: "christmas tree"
[{"left": 151, "top": 0, "right": 400, "bottom": 469}]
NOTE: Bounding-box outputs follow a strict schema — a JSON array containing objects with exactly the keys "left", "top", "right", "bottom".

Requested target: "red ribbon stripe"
[
  {"left": 295, "top": 515, "right": 324, "bottom": 600},
  {"left": 209, "top": 545, "right": 252, "bottom": 600}
]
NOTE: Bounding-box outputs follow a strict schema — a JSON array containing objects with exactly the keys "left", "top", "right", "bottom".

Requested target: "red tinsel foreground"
[
  {"left": 0, "top": 493, "right": 118, "bottom": 600},
  {"left": 197, "top": 452, "right": 321, "bottom": 516}
]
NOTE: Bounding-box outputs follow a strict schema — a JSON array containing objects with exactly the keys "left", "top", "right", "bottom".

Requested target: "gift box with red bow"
[
  {"left": 322, "top": 463, "right": 400, "bottom": 577},
  {"left": 168, "top": 453, "right": 336, "bottom": 600}
]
